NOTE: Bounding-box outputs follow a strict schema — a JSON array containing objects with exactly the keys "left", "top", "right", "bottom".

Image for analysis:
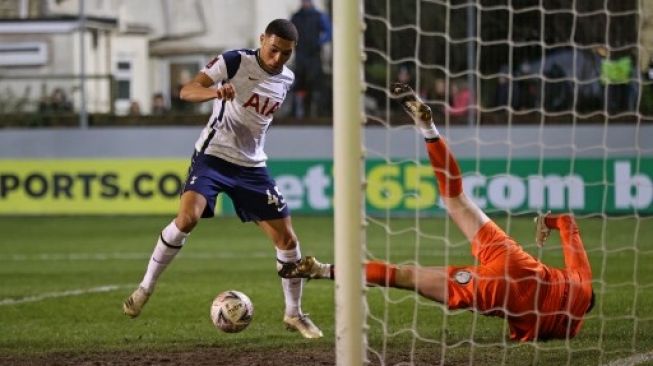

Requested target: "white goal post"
[{"left": 333, "top": 1, "right": 366, "bottom": 366}]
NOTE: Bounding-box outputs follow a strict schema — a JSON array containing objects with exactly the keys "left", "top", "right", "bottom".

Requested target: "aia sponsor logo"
[{"left": 243, "top": 93, "right": 280, "bottom": 117}]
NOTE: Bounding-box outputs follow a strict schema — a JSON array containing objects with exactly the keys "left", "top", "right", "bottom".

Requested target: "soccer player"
[
  {"left": 301, "top": 83, "right": 595, "bottom": 341},
  {"left": 122, "top": 19, "right": 330, "bottom": 339}
]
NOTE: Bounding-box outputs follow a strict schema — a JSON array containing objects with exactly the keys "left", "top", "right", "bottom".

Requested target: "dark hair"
[
  {"left": 265, "top": 19, "right": 298, "bottom": 42},
  {"left": 585, "top": 290, "right": 596, "bottom": 314}
]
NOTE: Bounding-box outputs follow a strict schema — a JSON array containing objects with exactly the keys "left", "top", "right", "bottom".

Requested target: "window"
[
  {"left": 117, "top": 80, "right": 130, "bottom": 100},
  {"left": 115, "top": 59, "right": 132, "bottom": 100},
  {"left": 114, "top": 59, "right": 133, "bottom": 114},
  {"left": 0, "top": 42, "right": 47, "bottom": 66}
]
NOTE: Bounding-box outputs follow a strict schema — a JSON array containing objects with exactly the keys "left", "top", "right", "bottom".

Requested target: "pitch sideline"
[
  {"left": 0, "top": 251, "right": 271, "bottom": 261},
  {"left": 604, "top": 351, "right": 653, "bottom": 366},
  {"left": 0, "top": 284, "right": 131, "bottom": 306}
]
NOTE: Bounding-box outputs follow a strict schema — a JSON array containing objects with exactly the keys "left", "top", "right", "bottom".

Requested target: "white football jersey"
[{"left": 194, "top": 49, "right": 294, "bottom": 167}]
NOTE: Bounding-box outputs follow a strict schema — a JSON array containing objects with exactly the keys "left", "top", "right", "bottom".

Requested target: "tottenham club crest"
[{"left": 454, "top": 270, "right": 472, "bottom": 285}]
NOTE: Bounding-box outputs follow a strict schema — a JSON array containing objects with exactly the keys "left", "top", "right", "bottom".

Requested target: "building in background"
[{"left": 0, "top": 0, "right": 327, "bottom": 117}]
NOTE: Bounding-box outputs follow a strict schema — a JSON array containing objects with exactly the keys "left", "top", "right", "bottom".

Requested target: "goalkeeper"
[{"left": 300, "top": 83, "right": 594, "bottom": 341}]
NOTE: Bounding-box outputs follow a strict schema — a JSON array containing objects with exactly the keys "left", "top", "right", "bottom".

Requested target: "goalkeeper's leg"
[
  {"left": 366, "top": 261, "right": 448, "bottom": 302},
  {"left": 391, "top": 83, "right": 490, "bottom": 242},
  {"left": 297, "top": 258, "right": 448, "bottom": 303}
]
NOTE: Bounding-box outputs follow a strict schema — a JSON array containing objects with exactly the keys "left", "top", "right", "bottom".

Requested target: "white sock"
[
  {"left": 420, "top": 123, "right": 440, "bottom": 139},
  {"left": 282, "top": 277, "right": 303, "bottom": 318},
  {"left": 277, "top": 245, "right": 303, "bottom": 317},
  {"left": 140, "top": 220, "right": 189, "bottom": 293},
  {"left": 276, "top": 246, "right": 301, "bottom": 264}
]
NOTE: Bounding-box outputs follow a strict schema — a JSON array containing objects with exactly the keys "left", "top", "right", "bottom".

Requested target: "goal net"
[{"left": 334, "top": 0, "right": 653, "bottom": 365}]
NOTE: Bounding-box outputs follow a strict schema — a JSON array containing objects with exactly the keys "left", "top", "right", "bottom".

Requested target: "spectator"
[
  {"left": 494, "top": 48, "right": 604, "bottom": 113},
  {"left": 598, "top": 47, "right": 636, "bottom": 114},
  {"left": 430, "top": 78, "right": 448, "bottom": 101},
  {"left": 390, "top": 65, "right": 415, "bottom": 114},
  {"left": 397, "top": 66, "right": 411, "bottom": 85},
  {"left": 151, "top": 93, "right": 169, "bottom": 115},
  {"left": 423, "top": 77, "right": 449, "bottom": 115},
  {"left": 290, "top": 0, "right": 332, "bottom": 118},
  {"left": 494, "top": 75, "right": 510, "bottom": 108},
  {"left": 39, "top": 88, "right": 73, "bottom": 113},
  {"left": 128, "top": 100, "right": 142, "bottom": 116},
  {"left": 513, "top": 62, "right": 541, "bottom": 111},
  {"left": 543, "top": 63, "right": 573, "bottom": 112},
  {"left": 448, "top": 79, "right": 472, "bottom": 117}
]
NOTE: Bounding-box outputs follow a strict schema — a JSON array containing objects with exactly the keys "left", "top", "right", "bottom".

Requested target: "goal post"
[{"left": 333, "top": 0, "right": 366, "bottom": 365}]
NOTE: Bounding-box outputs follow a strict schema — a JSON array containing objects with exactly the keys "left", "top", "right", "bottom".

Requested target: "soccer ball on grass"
[{"left": 210, "top": 290, "right": 254, "bottom": 333}]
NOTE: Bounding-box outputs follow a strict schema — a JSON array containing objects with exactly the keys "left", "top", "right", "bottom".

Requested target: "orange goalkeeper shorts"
[{"left": 446, "top": 221, "right": 544, "bottom": 313}]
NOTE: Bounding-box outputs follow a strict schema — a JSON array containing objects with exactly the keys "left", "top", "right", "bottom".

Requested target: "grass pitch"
[{"left": 0, "top": 215, "right": 651, "bottom": 365}]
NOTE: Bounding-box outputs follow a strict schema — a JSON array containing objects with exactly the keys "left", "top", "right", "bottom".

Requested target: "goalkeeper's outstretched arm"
[{"left": 542, "top": 214, "right": 595, "bottom": 315}]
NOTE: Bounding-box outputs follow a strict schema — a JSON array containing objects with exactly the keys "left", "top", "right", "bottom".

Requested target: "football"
[{"left": 210, "top": 290, "right": 254, "bottom": 333}]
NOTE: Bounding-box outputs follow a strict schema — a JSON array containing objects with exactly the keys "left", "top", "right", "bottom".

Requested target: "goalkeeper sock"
[
  {"left": 140, "top": 220, "right": 189, "bottom": 293},
  {"left": 545, "top": 214, "right": 578, "bottom": 231},
  {"left": 365, "top": 261, "right": 397, "bottom": 287},
  {"left": 425, "top": 137, "right": 463, "bottom": 197},
  {"left": 277, "top": 246, "right": 303, "bottom": 317},
  {"left": 420, "top": 122, "right": 440, "bottom": 140}
]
